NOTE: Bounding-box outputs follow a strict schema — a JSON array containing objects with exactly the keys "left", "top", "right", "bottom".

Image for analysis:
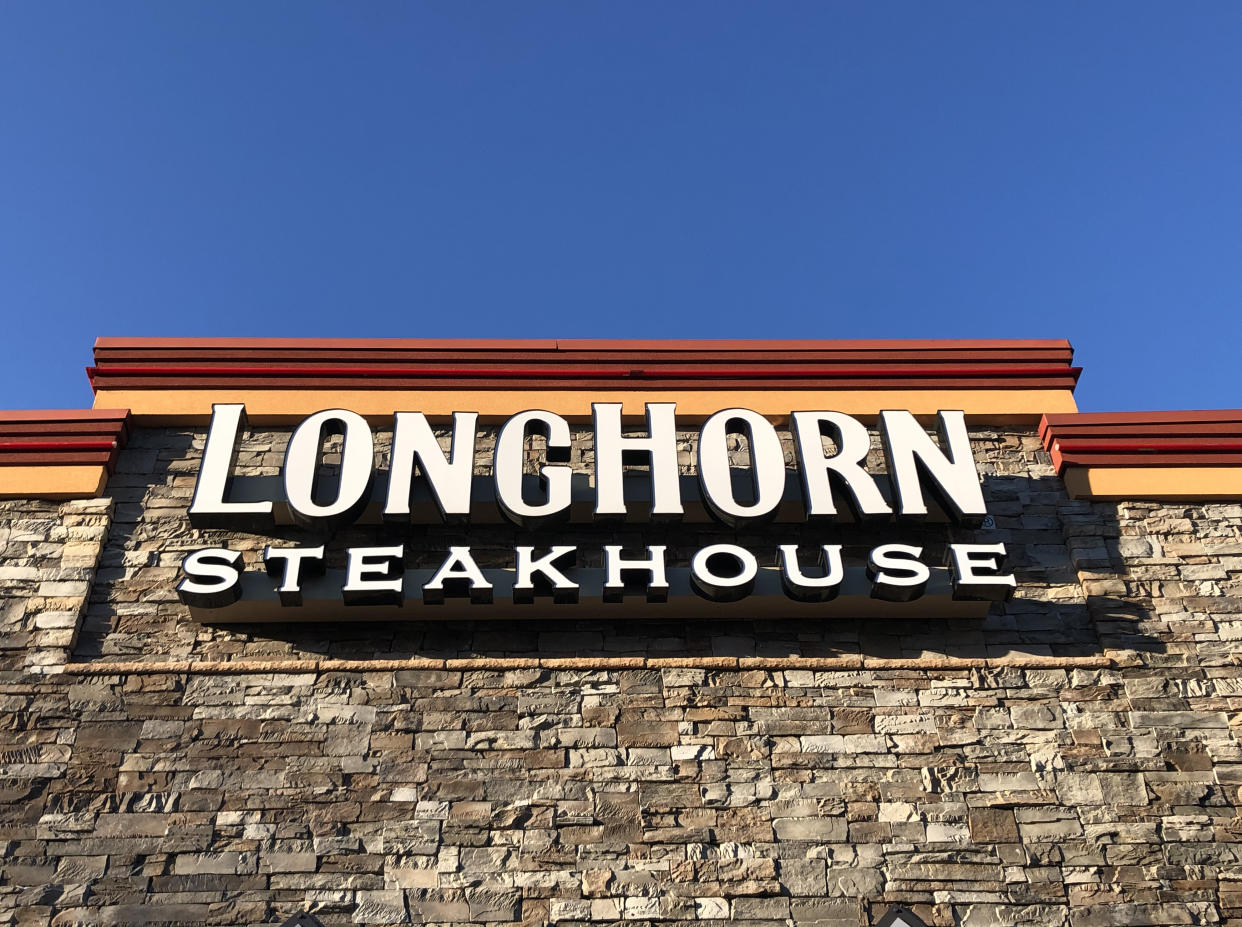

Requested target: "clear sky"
[{"left": 1, "top": 3, "right": 1239, "bottom": 412}]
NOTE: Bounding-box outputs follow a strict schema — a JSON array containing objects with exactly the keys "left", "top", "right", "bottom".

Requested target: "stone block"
[
  {"left": 466, "top": 888, "right": 521, "bottom": 921},
  {"left": 695, "top": 896, "right": 729, "bottom": 918},
  {"left": 790, "top": 898, "right": 864, "bottom": 926},
  {"left": 777, "top": 859, "right": 827, "bottom": 896},
  {"left": 825, "top": 866, "right": 883, "bottom": 898},
  {"left": 407, "top": 894, "right": 470, "bottom": 923},
  {"left": 550, "top": 898, "right": 591, "bottom": 921},
  {"left": 969, "top": 808, "right": 1019, "bottom": 843},
  {"left": 354, "top": 889, "right": 408, "bottom": 923},
  {"left": 172, "top": 851, "right": 255, "bottom": 875},
  {"left": 261, "top": 852, "right": 318, "bottom": 873},
  {"left": 774, "top": 816, "right": 847, "bottom": 841},
  {"left": 1130, "top": 711, "right": 1228, "bottom": 729}
]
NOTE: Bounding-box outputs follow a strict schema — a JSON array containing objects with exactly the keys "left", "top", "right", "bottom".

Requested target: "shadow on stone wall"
[{"left": 72, "top": 449, "right": 1166, "bottom": 664}]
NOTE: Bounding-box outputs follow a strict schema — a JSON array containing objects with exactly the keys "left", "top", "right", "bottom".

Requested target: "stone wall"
[
  {"left": 0, "top": 424, "right": 1239, "bottom": 926},
  {"left": 0, "top": 497, "right": 112, "bottom": 675}
]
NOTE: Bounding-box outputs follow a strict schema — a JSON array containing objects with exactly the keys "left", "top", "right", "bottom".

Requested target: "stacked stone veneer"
[
  {"left": 0, "top": 424, "right": 1239, "bottom": 927},
  {"left": 0, "top": 497, "right": 113, "bottom": 675}
]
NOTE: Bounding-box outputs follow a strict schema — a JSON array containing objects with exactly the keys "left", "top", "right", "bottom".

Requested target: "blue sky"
[{"left": 1, "top": 3, "right": 1239, "bottom": 412}]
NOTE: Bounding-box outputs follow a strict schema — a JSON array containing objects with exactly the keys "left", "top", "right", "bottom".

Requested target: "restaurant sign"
[{"left": 178, "top": 403, "right": 1015, "bottom": 620}]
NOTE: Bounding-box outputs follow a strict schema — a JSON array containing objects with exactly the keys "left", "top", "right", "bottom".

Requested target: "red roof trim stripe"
[
  {"left": 0, "top": 410, "right": 131, "bottom": 476},
  {"left": 88, "top": 338, "right": 1080, "bottom": 394},
  {"left": 94, "top": 336, "right": 1075, "bottom": 351},
  {"left": 87, "top": 363, "right": 1081, "bottom": 382},
  {"left": 1040, "top": 411, "right": 1242, "bottom": 474},
  {"left": 0, "top": 440, "right": 118, "bottom": 452},
  {"left": 1055, "top": 439, "right": 1242, "bottom": 453}
]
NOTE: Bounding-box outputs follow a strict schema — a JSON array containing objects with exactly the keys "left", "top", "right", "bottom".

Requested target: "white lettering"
[
  {"left": 263, "top": 545, "right": 325, "bottom": 606},
  {"left": 792, "top": 411, "right": 890, "bottom": 519},
  {"left": 948, "top": 542, "right": 1016, "bottom": 601},
  {"left": 880, "top": 410, "right": 986, "bottom": 522},
  {"left": 867, "top": 543, "right": 930, "bottom": 602},
  {"left": 284, "top": 409, "right": 375, "bottom": 526},
  {"left": 593, "top": 403, "right": 683, "bottom": 520},
  {"left": 697, "top": 408, "right": 786, "bottom": 526},
  {"left": 177, "top": 548, "right": 244, "bottom": 608},
  {"left": 188, "top": 404, "right": 274, "bottom": 526},
  {"left": 514, "top": 546, "right": 579, "bottom": 604},
  {"left": 343, "top": 545, "right": 404, "bottom": 606},
  {"left": 603, "top": 545, "right": 669, "bottom": 603},
  {"left": 385, "top": 411, "right": 477, "bottom": 522},
  {"left": 424, "top": 546, "right": 493, "bottom": 604},
  {"left": 494, "top": 410, "right": 573, "bottom": 526},
  {"left": 690, "top": 543, "right": 758, "bottom": 602}
]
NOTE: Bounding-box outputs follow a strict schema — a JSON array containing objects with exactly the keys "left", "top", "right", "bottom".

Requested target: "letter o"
[
  {"left": 697, "top": 408, "right": 786, "bottom": 526},
  {"left": 284, "top": 409, "right": 375, "bottom": 526},
  {"left": 690, "top": 543, "right": 758, "bottom": 603}
]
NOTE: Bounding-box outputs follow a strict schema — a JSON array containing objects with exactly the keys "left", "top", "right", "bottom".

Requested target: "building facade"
[{"left": 0, "top": 338, "right": 1239, "bottom": 927}]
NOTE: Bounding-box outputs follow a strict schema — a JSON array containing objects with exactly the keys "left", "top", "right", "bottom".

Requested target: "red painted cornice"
[
  {"left": 89, "top": 338, "right": 1080, "bottom": 393},
  {"left": 0, "top": 410, "right": 131, "bottom": 473},
  {"left": 1040, "top": 410, "right": 1242, "bottom": 471}
]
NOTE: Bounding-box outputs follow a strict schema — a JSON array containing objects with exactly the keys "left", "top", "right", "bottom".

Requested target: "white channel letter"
[
  {"left": 262, "top": 545, "right": 325, "bottom": 607},
  {"left": 879, "top": 410, "right": 987, "bottom": 521},
  {"left": 689, "top": 543, "right": 758, "bottom": 602},
  {"left": 342, "top": 545, "right": 404, "bottom": 606},
  {"left": 513, "top": 546, "right": 579, "bottom": 604},
  {"left": 867, "top": 543, "right": 930, "bottom": 602},
  {"left": 603, "top": 545, "right": 669, "bottom": 603},
  {"left": 177, "top": 548, "right": 244, "bottom": 609},
  {"left": 423, "top": 546, "right": 493, "bottom": 604},
  {"left": 385, "top": 411, "right": 477, "bottom": 522},
  {"left": 188, "top": 404, "right": 274, "bottom": 525},
  {"left": 697, "top": 408, "right": 786, "bottom": 526},
  {"left": 284, "top": 409, "right": 375, "bottom": 526},
  {"left": 791, "top": 411, "right": 890, "bottom": 518},
  {"left": 948, "top": 542, "right": 1016, "bottom": 602},
  {"left": 778, "top": 544, "right": 845, "bottom": 602},
  {"left": 592, "top": 402, "right": 683, "bottom": 520},
  {"left": 494, "top": 410, "right": 572, "bottom": 526}
]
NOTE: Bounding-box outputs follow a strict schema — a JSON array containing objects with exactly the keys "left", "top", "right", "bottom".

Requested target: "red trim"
[
  {"left": 94, "top": 350, "right": 1075, "bottom": 367},
  {"left": 0, "top": 440, "right": 117, "bottom": 452},
  {"left": 0, "top": 409, "right": 129, "bottom": 422},
  {"left": 1056, "top": 440, "right": 1242, "bottom": 453},
  {"left": 1041, "top": 411, "right": 1242, "bottom": 476},
  {"left": 0, "top": 410, "right": 131, "bottom": 478},
  {"left": 88, "top": 364, "right": 1081, "bottom": 382},
  {"left": 95, "top": 336, "right": 1075, "bottom": 351},
  {"left": 89, "top": 338, "right": 1080, "bottom": 395},
  {"left": 1042, "top": 409, "right": 1242, "bottom": 427},
  {"left": 1054, "top": 452, "right": 1242, "bottom": 469},
  {"left": 0, "top": 453, "right": 118, "bottom": 468}
]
